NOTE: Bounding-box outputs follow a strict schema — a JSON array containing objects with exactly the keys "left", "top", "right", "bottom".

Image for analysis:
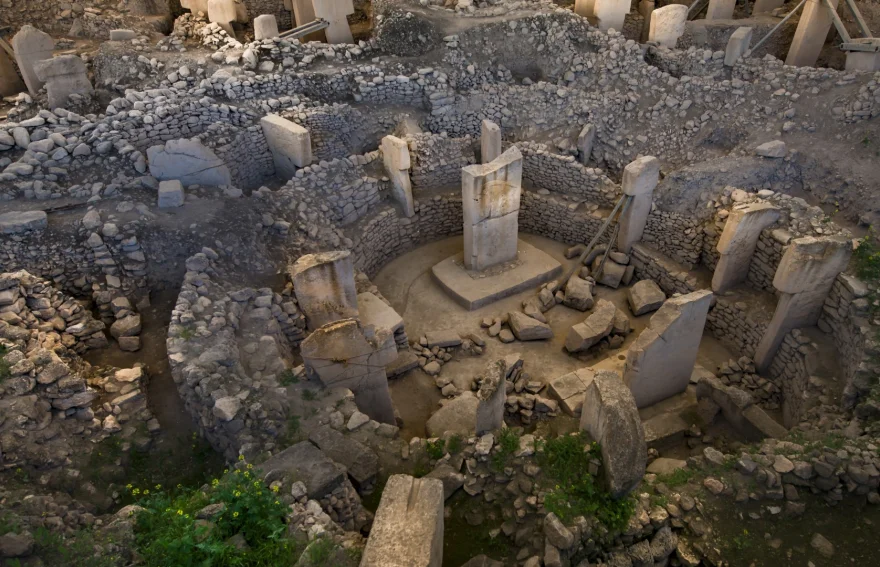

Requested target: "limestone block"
[
  {"left": 626, "top": 279, "right": 665, "bottom": 316},
  {"left": 549, "top": 367, "right": 596, "bottom": 415},
  {"left": 147, "top": 138, "right": 232, "bottom": 186},
  {"left": 575, "top": 0, "right": 596, "bottom": 17},
  {"left": 0, "top": 211, "right": 48, "bottom": 234},
  {"left": 381, "top": 135, "right": 414, "bottom": 217},
  {"left": 426, "top": 391, "right": 479, "bottom": 437},
  {"left": 565, "top": 299, "right": 616, "bottom": 353},
  {"left": 11, "top": 25, "right": 55, "bottom": 96},
  {"left": 592, "top": 257, "right": 626, "bottom": 288},
  {"left": 358, "top": 291, "right": 404, "bottom": 337},
  {"left": 772, "top": 236, "right": 851, "bottom": 294},
  {"left": 109, "top": 29, "right": 137, "bottom": 41},
  {"left": 712, "top": 202, "right": 780, "bottom": 292},
  {"left": 755, "top": 140, "right": 786, "bottom": 157},
  {"left": 462, "top": 146, "right": 523, "bottom": 271},
  {"left": 785, "top": 0, "right": 840, "bottom": 68},
  {"left": 579, "top": 369, "right": 646, "bottom": 498},
  {"left": 254, "top": 14, "right": 280, "bottom": 39},
  {"left": 724, "top": 27, "right": 753, "bottom": 66},
  {"left": 623, "top": 290, "right": 713, "bottom": 408},
  {"left": 577, "top": 123, "right": 596, "bottom": 165},
  {"left": 292, "top": 0, "right": 327, "bottom": 42},
  {"left": 313, "top": 0, "right": 355, "bottom": 44},
  {"left": 361, "top": 475, "right": 444, "bottom": 567},
  {"left": 508, "top": 311, "right": 553, "bottom": 341},
  {"left": 705, "top": 0, "right": 735, "bottom": 20},
  {"left": 622, "top": 156, "right": 659, "bottom": 196},
  {"left": 480, "top": 120, "right": 501, "bottom": 164},
  {"left": 648, "top": 4, "right": 687, "bottom": 49},
  {"left": 207, "top": 0, "right": 247, "bottom": 23},
  {"left": 308, "top": 426, "right": 378, "bottom": 488},
  {"left": 563, "top": 275, "right": 595, "bottom": 311},
  {"left": 0, "top": 49, "right": 25, "bottom": 97},
  {"left": 259, "top": 441, "right": 345, "bottom": 498},
  {"left": 260, "top": 114, "right": 313, "bottom": 177},
  {"left": 288, "top": 250, "right": 359, "bottom": 330},
  {"left": 158, "top": 180, "right": 185, "bottom": 208},
  {"left": 639, "top": 0, "right": 655, "bottom": 42},
  {"left": 594, "top": 0, "right": 630, "bottom": 32}
]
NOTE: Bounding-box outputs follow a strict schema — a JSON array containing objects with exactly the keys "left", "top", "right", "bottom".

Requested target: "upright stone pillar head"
[
  {"left": 476, "top": 355, "right": 520, "bottom": 434},
  {"left": 725, "top": 27, "right": 753, "bottom": 66},
  {"left": 462, "top": 146, "right": 524, "bottom": 272},
  {"left": 33, "top": 55, "right": 93, "bottom": 110},
  {"left": 10, "top": 25, "right": 55, "bottom": 97},
  {"left": 754, "top": 236, "right": 852, "bottom": 372},
  {"left": 617, "top": 155, "right": 660, "bottom": 254},
  {"left": 623, "top": 289, "right": 714, "bottom": 408},
  {"left": 648, "top": 4, "right": 688, "bottom": 49},
  {"left": 785, "top": 0, "right": 841, "bottom": 68},
  {"left": 705, "top": 0, "right": 736, "bottom": 20},
  {"left": 207, "top": 0, "right": 239, "bottom": 37},
  {"left": 260, "top": 114, "right": 313, "bottom": 177},
  {"left": 711, "top": 202, "right": 780, "bottom": 293},
  {"left": 300, "top": 318, "right": 397, "bottom": 424},
  {"left": 577, "top": 123, "right": 596, "bottom": 166},
  {"left": 287, "top": 250, "right": 359, "bottom": 330},
  {"left": 480, "top": 120, "right": 502, "bottom": 164},
  {"left": 254, "top": 14, "right": 280, "bottom": 39},
  {"left": 594, "top": 0, "right": 631, "bottom": 32},
  {"left": 575, "top": 0, "right": 596, "bottom": 17},
  {"left": 313, "top": 0, "right": 354, "bottom": 44},
  {"left": 381, "top": 135, "right": 414, "bottom": 218}
]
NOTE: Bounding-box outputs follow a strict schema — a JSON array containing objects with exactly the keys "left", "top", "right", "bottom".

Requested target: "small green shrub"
[
  {"left": 279, "top": 415, "right": 302, "bottom": 447},
  {"left": 425, "top": 438, "right": 446, "bottom": 460},
  {"left": 537, "top": 433, "right": 634, "bottom": 531},
  {"left": 301, "top": 389, "right": 317, "bottom": 401},
  {"left": 656, "top": 467, "right": 697, "bottom": 488},
  {"left": 446, "top": 434, "right": 464, "bottom": 455},
  {"left": 0, "top": 344, "right": 10, "bottom": 382},
  {"left": 304, "top": 537, "right": 338, "bottom": 565},
  {"left": 491, "top": 428, "right": 520, "bottom": 472},
  {"left": 178, "top": 327, "right": 196, "bottom": 341},
  {"left": 279, "top": 369, "right": 300, "bottom": 387}
]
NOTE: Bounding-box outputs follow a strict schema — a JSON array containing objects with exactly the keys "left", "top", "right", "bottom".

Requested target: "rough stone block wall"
[
  {"left": 700, "top": 225, "right": 721, "bottom": 272},
  {"left": 519, "top": 192, "right": 610, "bottom": 247},
  {"left": 642, "top": 209, "right": 703, "bottom": 269},
  {"left": 409, "top": 133, "right": 475, "bottom": 189},
  {"left": 768, "top": 330, "right": 812, "bottom": 426},
  {"left": 630, "top": 244, "right": 700, "bottom": 297},
  {"left": 518, "top": 142, "right": 619, "bottom": 207},
  {"left": 195, "top": 124, "right": 274, "bottom": 189},
  {"left": 243, "top": 0, "right": 290, "bottom": 29},
  {"left": 283, "top": 103, "right": 360, "bottom": 162},
  {"left": 355, "top": 71, "right": 427, "bottom": 106},
  {"left": 285, "top": 154, "right": 382, "bottom": 226},
  {"left": 747, "top": 230, "right": 785, "bottom": 292},
  {"left": 0, "top": 231, "right": 98, "bottom": 296},
  {"left": 706, "top": 298, "right": 768, "bottom": 360}
]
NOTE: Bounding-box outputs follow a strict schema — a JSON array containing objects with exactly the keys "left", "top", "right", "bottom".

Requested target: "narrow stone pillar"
[
  {"left": 711, "top": 202, "right": 780, "bottom": 293},
  {"left": 0, "top": 49, "right": 25, "bottom": 97},
  {"left": 705, "top": 0, "right": 736, "bottom": 19},
  {"left": 575, "top": 0, "right": 596, "bottom": 17},
  {"left": 725, "top": 27, "right": 753, "bottom": 66},
  {"left": 10, "top": 25, "right": 55, "bottom": 97},
  {"left": 254, "top": 14, "right": 280, "bottom": 39},
  {"left": 301, "top": 319, "right": 397, "bottom": 424},
  {"left": 361, "top": 475, "right": 444, "bottom": 567},
  {"left": 580, "top": 369, "right": 646, "bottom": 498},
  {"left": 480, "top": 120, "right": 501, "bottom": 164},
  {"left": 577, "top": 123, "right": 596, "bottom": 166},
  {"left": 616, "top": 156, "right": 660, "bottom": 254},
  {"left": 292, "top": 0, "right": 326, "bottom": 42},
  {"left": 287, "top": 250, "right": 359, "bottom": 330},
  {"left": 462, "top": 146, "right": 524, "bottom": 271},
  {"left": 381, "top": 135, "right": 414, "bottom": 218},
  {"left": 260, "top": 114, "right": 313, "bottom": 177},
  {"left": 754, "top": 236, "right": 851, "bottom": 372},
  {"left": 313, "top": 0, "right": 354, "bottom": 44},
  {"left": 476, "top": 355, "right": 520, "bottom": 434},
  {"left": 623, "top": 290, "right": 714, "bottom": 408},
  {"left": 648, "top": 4, "right": 688, "bottom": 48},
  {"left": 785, "top": 0, "right": 840, "bottom": 68},
  {"left": 639, "top": 0, "right": 655, "bottom": 43},
  {"left": 752, "top": 0, "right": 784, "bottom": 14},
  {"left": 33, "top": 55, "right": 93, "bottom": 110},
  {"left": 594, "top": 0, "right": 630, "bottom": 31}
]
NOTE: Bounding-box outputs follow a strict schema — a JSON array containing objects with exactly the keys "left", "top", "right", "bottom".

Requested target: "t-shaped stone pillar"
[
  {"left": 301, "top": 318, "right": 397, "bottom": 424},
  {"left": 711, "top": 202, "right": 780, "bottom": 293},
  {"left": 33, "top": 55, "right": 93, "bottom": 110},
  {"left": 648, "top": 4, "right": 688, "bottom": 48},
  {"left": 287, "top": 250, "right": 359, "bottom": 330},
  {"left": 381, "top": 135, "right": 414, "bottom": 218},
  {"left": 594, "top": 0, "right": 630, "bottom": 31},
  {"left": 254, "top": 14, "right": 280, "bottom": 39},
  {"left": 313, "top": 0, "right": 354, "bottom": 44},
  {"left": 616, "top": 156, "right": 660, "bottom": 254},
  {"left": 480, "top": 120, "right": 501, "bottom": 164},
  {"left": 785, "top": 0, "right": 840, "bottom": 68},
  {"left": 10, "top": 25, "right": 55, "bottom": 97},
  {"left": 462, "top": 146, "right": 524, "bottom": 271},
  {"left": 754, "top": 236, "right": 852, "bottom": 372}
]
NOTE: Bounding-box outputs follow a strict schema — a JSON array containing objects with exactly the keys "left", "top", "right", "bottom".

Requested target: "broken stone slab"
[
  {"left": 147, "top": 138, "right": 232, "bottom": 186},
  {"left": 358, "top": 292, "right": 404, "bottom": 337},
  {"left": 508, "top": 311, "right": 553, "bottom": 341},
  {"left": 565, "top": 299, "right": 616, "bottom": 353},
  {"left": 646, "top": 457, "right": 688, "bottom": 475},
  {"left": 696, "top": 375, "right": 788, "bottom": 440},
  {"left": 33, "top": 55, "right": 93, "bottom": 110},
  {"left": 385, "top": 350, "right": 419, "bottom": 378},
  {"left": 755, "top": 140, "right": 786, "bottom": 158},
  {"left": 618, "top": 156, "right": 660, "bottom": 253},
  {"left": 425, "top": 329, "right": 462, "bottom": 348},
  {"left": 577, "top": 123, "right": 596, "bottom": 165},
  {"left": 627, "top": 280, "right": 666, "bottom": 316},
  {"left": 548, "top": 367, "right": 596, "bottom": 416},
  {"left": 308, "top": 425, "right": 378, "bottom": 489},
  {"left": 425, "top": 464, "right": 465, "bottom": 500},
  {"left": 579, "top": 369, "right": 646, "bottom": 498},
  {"left": 260, "top": 441, "right": 345, "bottom": 499},
  {"left": 288, "top": 250, "right": 359, "bottom": 330},
  {"left": 11, "top": 25, "right": 55, "bottom": 97},
  {"left": 381, "top": 135, "right": 414, "bottom": 217},
  {"left": 624, "top": 290, "right": 714, "bottom": 408},
  {"left": 0, "top": 211, "right": 47, "bottom": 234},
  {"left": 425, "top": 391, "right": 479, "bottom": 438},
  {"left": 592, "top": 257, "right": 626, "bottom": 288},
  {"left": 158, "top": 179, "right": 185, "bottom": 208},
  {"left": 260, "top": 114, "right": 313, "bottom": 177},
  {"left": 563, "top": 275, "right": 594, "bottom": 311},
  {"left": 361, "top": 474, "right": 444, "bottom": 567}
]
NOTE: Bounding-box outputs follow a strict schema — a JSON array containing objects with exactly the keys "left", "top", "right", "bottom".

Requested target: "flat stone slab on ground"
[
  {"left": 643, "top": 412, "right": 690, "bottom": 450},
  {"left": 358, "top": 291, "right": 404, "bottom": 335},
  {"left": 258, "top": 441, "right": 345, "bottom": 499},
  {"left": 548, "top": 367, "right": 596, "bottom": 416},
  {"left": 0, "top": 211, "right": 48, "bottom": 234},
  {"left": 385, "top": 349, "right": 419, "bottom": 378},
  {"left": 431, "top": 239, "right": 562, "bottom": 310},
  {"left": 308, "top": 425, "right": 378, "bottom": 488},
  {"left": 425, "top": 329, "right": 462, "bottom": 348},
  {"left": 508, "top": 311, "right": 553, "bottom": 341},
  {"left": 646, "top": 457, "right": 688, "bottom": 475}
]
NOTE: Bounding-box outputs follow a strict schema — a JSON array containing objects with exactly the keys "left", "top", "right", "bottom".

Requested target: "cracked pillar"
[
  {"left": 711, "top": 202, "right": 780, "bottom": 293},
  {"left": 705, "top": 0, "right": 735, "bottom": 19},
  {"left": 381, "top": 135, "right": 414, "bottom": 218},
  {"left": 462, "top": 146, "right": 523, "bottom": 271},
  {"left": 313, "top": 0, "right": 354, "bottom": 44},
  {"left": 754, "top": 236, "right": 852, "bottom": 372},
  {"left": 616, "top": 156, "right": 660, "bottom": 254},
  {"left": 594, "top": 0, "right": 630, "bottom": 31},
  {"left": 287, "top": 250, "right": 359, "bottom": 330},
  {"left": 480, "top": 120, "right": 501, "bottom": 164},
  {"left": 785, "top": 0, "right": 840, "bottom": 68},
  {"left": 301, "top": 319, "right": 397, "bottom": 424}
]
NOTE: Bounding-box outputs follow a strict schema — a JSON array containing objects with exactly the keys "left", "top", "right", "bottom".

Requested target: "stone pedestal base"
[{"left": 431, "top": 239, "right": 562, "bottom": 310}]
